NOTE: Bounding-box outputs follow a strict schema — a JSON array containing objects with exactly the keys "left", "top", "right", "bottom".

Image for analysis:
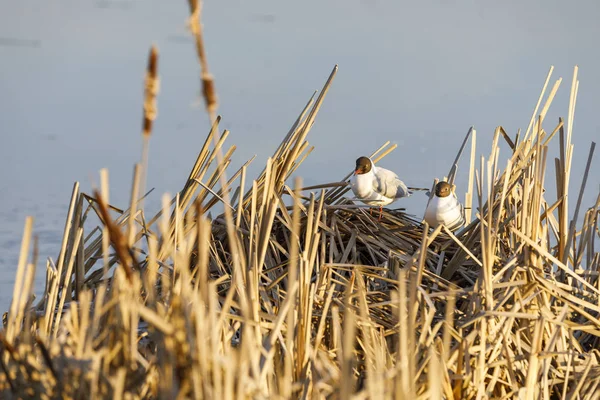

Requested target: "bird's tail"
[{"left": 407, "top": 186, "right": 429, "bottom": 196}]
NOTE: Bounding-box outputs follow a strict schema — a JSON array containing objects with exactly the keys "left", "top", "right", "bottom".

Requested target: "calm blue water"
[{"left": 1, "top": 0, "right": 599, "bottom": 311}]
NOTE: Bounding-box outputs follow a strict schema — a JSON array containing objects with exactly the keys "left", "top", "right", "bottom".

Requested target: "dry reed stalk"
[
  {"left": 188, "top": 0, "right": 218, "bottom": 124},
  {"left": 134, "top": 46, "right": 160, "bottom": 229}
]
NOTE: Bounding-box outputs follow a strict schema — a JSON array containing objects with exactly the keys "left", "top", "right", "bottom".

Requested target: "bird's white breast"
[
  {"left": 424, "top": 195, "right": 465, "bottom": 230},
  {"left": 350, "top": 172, "right": 392, "bottom": 206}
]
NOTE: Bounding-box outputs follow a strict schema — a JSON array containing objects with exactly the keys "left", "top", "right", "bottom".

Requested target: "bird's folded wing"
[{"left": 373, "top": 169, "right": 410, "bottom": 198}]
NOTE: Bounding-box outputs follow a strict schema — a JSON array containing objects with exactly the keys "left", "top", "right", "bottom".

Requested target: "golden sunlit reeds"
[{"left": 1, "top": 20, "right": 600, "bottom": 400}]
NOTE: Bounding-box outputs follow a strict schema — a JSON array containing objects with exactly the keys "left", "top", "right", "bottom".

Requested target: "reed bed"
[{"left": 1, "top": 46, "right": 600, "bottom": 399}]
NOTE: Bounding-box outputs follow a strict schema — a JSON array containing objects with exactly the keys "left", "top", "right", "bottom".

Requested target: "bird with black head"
[{"left": 350, "top": 156, "right": 411, "bottom": 221}]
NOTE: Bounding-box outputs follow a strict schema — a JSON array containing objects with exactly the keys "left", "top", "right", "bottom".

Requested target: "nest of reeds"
[{"left": 1, "top": 41, "right": 600, "bottom": 399}]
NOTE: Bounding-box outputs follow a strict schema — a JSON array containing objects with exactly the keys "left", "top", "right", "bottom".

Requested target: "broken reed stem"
[
  {"left": 448, "top": 126, "right": 474, "bottom": 185},
  {"left": 465, "top": 128, "right": 477, "bottom": 224},
  {"left": 562, "top": 141, "right": 596, "bottom": 267},
  {"left": 5, "top": 217, "right": 34, "bottom": 345},
  {"left": 92, "top": 189, "right": 135, "bottom": 282}
]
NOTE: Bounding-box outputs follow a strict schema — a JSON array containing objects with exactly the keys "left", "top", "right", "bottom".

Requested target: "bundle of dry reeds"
[{"left": 2, "top": 35, "right": 600, "bottom": 399}]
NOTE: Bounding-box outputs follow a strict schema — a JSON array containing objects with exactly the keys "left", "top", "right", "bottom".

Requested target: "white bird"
[
  {"left": 350, "top": 156, "right": 411, "bottom": 220},
  {"left": 424, "top": 181, "right": 465, "bottom": 231}
]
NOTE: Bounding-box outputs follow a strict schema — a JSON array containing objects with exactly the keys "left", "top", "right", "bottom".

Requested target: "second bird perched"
[
  {"left": 350, "top": 156, "right": 411, "bottom": 220},
  {"left": 424, "top": 181, "right": 465, "bottom": 231}
]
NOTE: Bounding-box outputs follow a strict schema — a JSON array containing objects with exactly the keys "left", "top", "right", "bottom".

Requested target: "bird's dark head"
[
  {"left": 434, "top": 181, "right": 452, "bottom": 197},
  {"left": 354, "top": 156, "right": 372, "bottom": 175}
]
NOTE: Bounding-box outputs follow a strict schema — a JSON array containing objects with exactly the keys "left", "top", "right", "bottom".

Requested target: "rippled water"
[{"left": 1, "top": 0, "right": 599, "bottom": 311}]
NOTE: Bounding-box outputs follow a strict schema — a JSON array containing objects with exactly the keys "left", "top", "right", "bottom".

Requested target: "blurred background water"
[{"left": 1, "top": 0, "right": 599, "bottom": 311}]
